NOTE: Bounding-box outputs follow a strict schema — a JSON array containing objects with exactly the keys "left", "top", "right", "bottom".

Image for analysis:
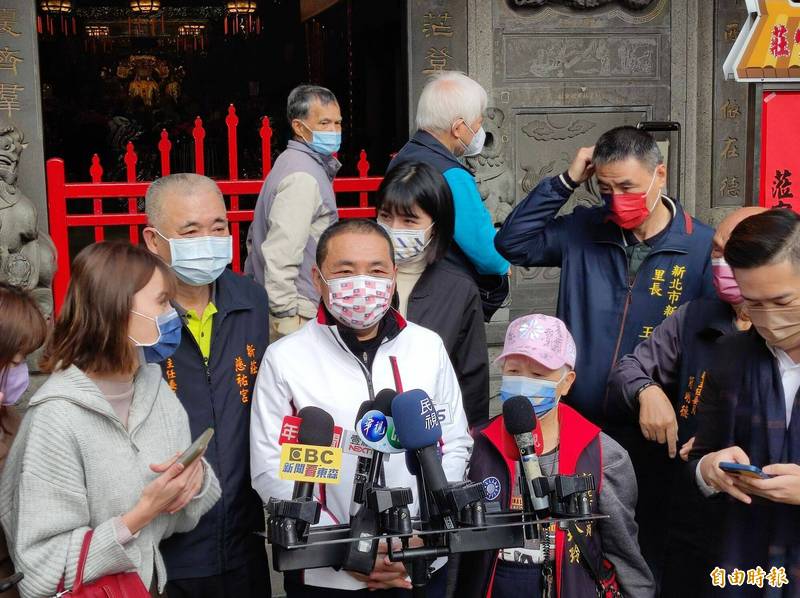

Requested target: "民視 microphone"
[
  {"left": 503, "top": 396, "right": 550, "bottom": 517},
  {"left": 292, "top": 406, "right": 335, "bottom": 500},
  {"left": 391, "top": 388, "right": 456, "bottom": 530}
]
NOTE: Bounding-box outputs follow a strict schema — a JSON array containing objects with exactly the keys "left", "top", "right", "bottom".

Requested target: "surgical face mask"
[
  {"left": 500, "top": 373, "right": 566, "bottom": 418},
  {"left": 129, "top": 307, "right": 182, "bottom": 363},
  {"left": 300, "top": 121, "right": 341, "bottom": 156},
  {"left": 602, "top": 171, "right": 660, "bottom": 230},
  {"left": 458, "top": 121, "right": 486, "bottom": 157},
  {"left": 157, "top": 231, "right": 232, "bottom": 286},
  {"left": 712, "top": 257, "right": 743, "bottom": 305},
  {"left": 379, "top": 222, "right": 433, "bottom": 264},
  {"left": 0, "top": 362, "right": 29, "bottom": 406},
  {"left": 319, "top": 273, "right": 393, "bottom": 330},
  {"left": 747, "top": 303, "right": 800, "bottom": 352}
]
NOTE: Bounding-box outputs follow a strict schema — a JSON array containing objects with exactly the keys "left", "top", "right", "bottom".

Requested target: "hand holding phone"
[
  {"left": 178, "top": 428, "right": 214, "bottom": 468},
  {"left": 719, "top": 461, "right": 773, "bottom": 479}
]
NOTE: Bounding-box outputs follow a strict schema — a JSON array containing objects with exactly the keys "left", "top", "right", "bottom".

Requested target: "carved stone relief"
[
  {"left": 508, "top": 0, "right": 656, "bottom": 9},
  {"left": 466, "top": 107, "right": 516, "bottom": 225},
  {"left": 503, "top": 34, "right": 659, "bottom": 81}
]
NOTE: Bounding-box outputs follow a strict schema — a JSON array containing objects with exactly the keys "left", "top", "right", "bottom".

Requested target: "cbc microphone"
[
  {"left": 292, "top": 406, "right": 335, "bottom": 500},
  {"left": 392, "top": 388, "right": 456, "bottom": 530},
  {"left": 503, "top": 396, "right": 550, "bottom": 517}
]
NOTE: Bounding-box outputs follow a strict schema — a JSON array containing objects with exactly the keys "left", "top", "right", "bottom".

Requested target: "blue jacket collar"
[
  {"left": 592, "top": 198, "right": 695, "bottom": 254},
  {"left": 409, "top": 130, "right": 468, "bottom": 173}
]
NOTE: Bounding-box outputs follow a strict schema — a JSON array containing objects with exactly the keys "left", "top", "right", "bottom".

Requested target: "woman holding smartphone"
[{"left": 0, "top": 242, "right": 220, "bottom": 597}]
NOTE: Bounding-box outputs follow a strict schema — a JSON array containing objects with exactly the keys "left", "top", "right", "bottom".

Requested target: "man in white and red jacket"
[{"left": 250, "top": 218, "right": 473, "bottom": 597}]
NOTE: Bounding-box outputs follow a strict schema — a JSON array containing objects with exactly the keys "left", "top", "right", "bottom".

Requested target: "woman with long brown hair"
[
  {"left": 0, "top": 242, "right": 220, "bottom": 597},
  {"left": 0, "top": 282, "right": 48, "bottom": 597}
]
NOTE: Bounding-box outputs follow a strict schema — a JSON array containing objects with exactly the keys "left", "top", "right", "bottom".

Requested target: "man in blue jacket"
[
  {"left": 389, "top": 72, "right": 509, "bottom": 319},
  {"left": 143, "top": 174, "right": 270, "bottom": 598},
  {"left": 495, "top": 126, "right": 715, "bottom": 429}
]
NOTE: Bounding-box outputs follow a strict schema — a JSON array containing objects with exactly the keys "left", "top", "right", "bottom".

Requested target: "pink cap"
[{"left": 495, "top": 314, "right": 577, "bottom": 370}]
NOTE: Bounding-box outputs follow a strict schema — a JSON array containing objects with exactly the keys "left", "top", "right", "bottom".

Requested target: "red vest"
[{"left": 480, "top": 403, "right": 604, "bottom": 598}]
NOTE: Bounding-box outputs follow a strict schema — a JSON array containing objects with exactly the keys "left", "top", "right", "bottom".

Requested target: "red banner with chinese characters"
[{"left": 761, "top": 90, "right": 800, "bottom": 211}]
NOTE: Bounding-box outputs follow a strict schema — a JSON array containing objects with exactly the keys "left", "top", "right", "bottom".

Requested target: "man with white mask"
[
  {"left": 388, "top": 71, "right": 510, "bottom": 321},
  {"left": 143, "top": 173, "right": 271, "bottom": 598}
]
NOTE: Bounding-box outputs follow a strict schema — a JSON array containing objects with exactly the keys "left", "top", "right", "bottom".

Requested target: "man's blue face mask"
[
  {"left": 499, "top": 371, "right": 568, "bottom": 418},
  {"left": 300, "top": 121, "right": 341, "bottom": 156}
]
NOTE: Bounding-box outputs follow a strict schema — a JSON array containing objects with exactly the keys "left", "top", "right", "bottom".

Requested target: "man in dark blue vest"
[
  {"left": 495, "top": 126, "right": 715, "bottom": 428},
  {"left": 143, "top": 174, "right": 270, "bottom": 598},
  {"left": 692, "top": 209, "right": 800, "bottom": 595}
]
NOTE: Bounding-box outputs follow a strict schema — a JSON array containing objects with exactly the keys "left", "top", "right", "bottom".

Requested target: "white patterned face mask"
[
  {"left": 378, "top": 222, "right": 433, "bottom": 263},
  {"left": 319, "top": 273, "right": 394, "bottom": 330}
]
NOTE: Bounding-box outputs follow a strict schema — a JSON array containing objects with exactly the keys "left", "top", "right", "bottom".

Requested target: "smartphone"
[
  {"left": 719, "top": 461, "right": 773, "bottom": 479},
  {"left": 178, "top": 428, "right": 214, "bottom": 468}
]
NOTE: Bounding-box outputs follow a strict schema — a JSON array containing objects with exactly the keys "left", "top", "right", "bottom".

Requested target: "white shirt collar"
[{"left": 766, "top": 343, "right": 800, "bottom": 371}]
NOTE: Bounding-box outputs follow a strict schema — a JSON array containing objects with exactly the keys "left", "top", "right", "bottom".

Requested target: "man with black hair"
[
  {"left": 495, "top": 126, "right": 714, "bottom": 579},
  {"left": 245, "top": 84, "right": 342, "bottom": 341},
  {"left": 495, "top": 126, "right": 714, "bottom": 425},
  {"left": 250, "top": 219, "right": 472, "bottom": 597},
  {"left": 691, "top": 209, "right": 800, "bottom": 593}
]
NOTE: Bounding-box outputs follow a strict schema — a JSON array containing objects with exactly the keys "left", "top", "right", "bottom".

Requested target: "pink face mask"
[
  {"left": 712, "top": 258, "right": 743, "bottom": 304},
  {"left": 320, "top": 273, "right": 394, "bottom": 330}
]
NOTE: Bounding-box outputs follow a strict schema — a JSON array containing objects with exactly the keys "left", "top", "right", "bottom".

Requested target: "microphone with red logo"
[
  {"left": 503, "top": 396, "right": 550, "bottom": 517},
  {"left": 292, "top": 406, "right": 335, "bottom": 500}
]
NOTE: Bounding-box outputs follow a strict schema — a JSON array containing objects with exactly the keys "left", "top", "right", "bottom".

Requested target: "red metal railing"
[{"left": 46, "top": 103, "right": 383, "bottom": 313}]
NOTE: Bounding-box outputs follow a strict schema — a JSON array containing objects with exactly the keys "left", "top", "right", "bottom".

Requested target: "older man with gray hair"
[
  {"left": 388, "top": 71, "right": 510, "bottom": 323},
  {"left": 143, "top": 173, "right": 271, "bottom": 598},
  {"left": 245, "top": 84, "right": 342, "bottom": 341}
]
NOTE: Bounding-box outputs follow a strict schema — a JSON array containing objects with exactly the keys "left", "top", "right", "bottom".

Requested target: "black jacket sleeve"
[{"left": 452, "top": 284, "right": 490, "bottom": 427}]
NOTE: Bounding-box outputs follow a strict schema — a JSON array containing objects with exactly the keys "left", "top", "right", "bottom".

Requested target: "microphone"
[
  {"left": 503, "top": 396, "right": 550, "bottom": 517},
  {"left": 392, "top": 388, "right": 456, "bottom": 530},
  {"left": 356, "top": 389, "right": 404, "bottom": 454},
  {"left": 342, "top": 390, "right": 397, "bottom": 574},
  {"left": 350, "top": 400, "right": 376, "bottom": 516},
  {"left": 292, "top": 406, "right": 335, "bottom": 500}
]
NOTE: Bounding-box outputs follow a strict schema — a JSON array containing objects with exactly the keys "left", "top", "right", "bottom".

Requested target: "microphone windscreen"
[
  {"left": 374, "top": 388, "right": 398, "bottom": 415},
  {"left": 297, "top": 406, "right": 335, "bottom": 446},
  {"left": 503, "top": 395, "right": 538, "bottom": 436},
  {"left": 355, "top": 400, "right": 374, "bottom": 426},
  {"left": 391, "top": 388, "right": 442, "bottom": 450}
]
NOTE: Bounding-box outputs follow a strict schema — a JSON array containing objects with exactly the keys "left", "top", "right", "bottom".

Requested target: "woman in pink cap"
[{"left": 456, "top": 313, "right": 654, "bottom": 598}]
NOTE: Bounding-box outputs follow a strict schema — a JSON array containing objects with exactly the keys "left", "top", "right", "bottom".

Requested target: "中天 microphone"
[
  {"left": 292, "top": 406, "right": 335, "bottom": 500},
  {"left": 391, "top": 388, "right": 456, "bottom": 530},
  {"left": 503, "top": 396, "right": 550, "bottom": 517}
]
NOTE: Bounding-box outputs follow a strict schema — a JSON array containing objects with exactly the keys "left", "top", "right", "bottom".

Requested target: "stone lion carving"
[
  {"left": 0, "top": 120, "right": 56, "bottom": 323},
  {"left": 466, "top": 107, "right": 516, "bottom": 226}
]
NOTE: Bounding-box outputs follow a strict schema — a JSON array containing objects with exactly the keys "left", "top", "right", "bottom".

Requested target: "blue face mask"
[
  {"left": 130, "top": 308, "right": 182, "bottom": 363},
  {"left": 301, "top": 122, "right": 341, "bottom": 155},
  {"left": 157, "top": 231, "right": 232, "bottom": 286},
  {"left": 500, "top": 374, "right": 565, "bottom": 418}
]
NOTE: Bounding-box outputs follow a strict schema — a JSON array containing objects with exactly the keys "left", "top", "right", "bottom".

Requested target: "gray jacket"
[
  {"left": 244, "top": 140, "right": 341, "bottom": 319},
  {"left": 0, "top": 364, "right": 221, "bottom": 597}
]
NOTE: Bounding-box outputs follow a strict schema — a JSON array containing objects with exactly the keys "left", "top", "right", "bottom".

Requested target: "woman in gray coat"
[{"left": 0, "top": 242, "right": 221, "bottom": 597}]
